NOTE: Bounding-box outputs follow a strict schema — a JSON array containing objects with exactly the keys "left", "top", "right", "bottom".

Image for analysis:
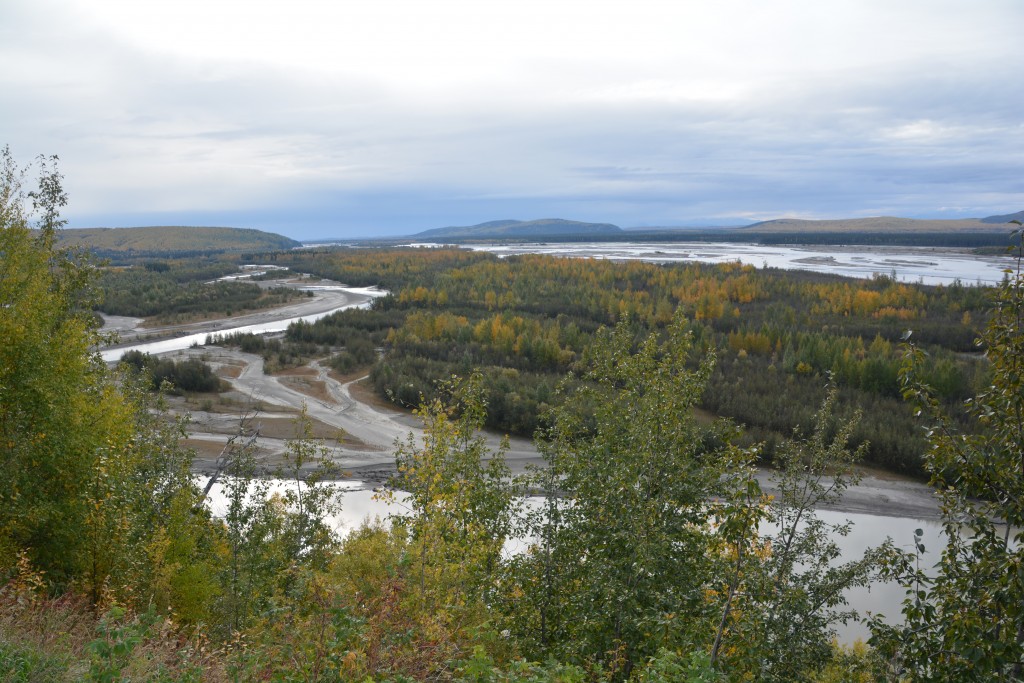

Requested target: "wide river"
[{"left": 432, "top": 241, "right": 1016, "bottom": 286}]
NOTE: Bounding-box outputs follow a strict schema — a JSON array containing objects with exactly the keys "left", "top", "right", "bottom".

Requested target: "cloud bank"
[{"left": 2, "top": 0, "right": 1021, "bottom": 238}]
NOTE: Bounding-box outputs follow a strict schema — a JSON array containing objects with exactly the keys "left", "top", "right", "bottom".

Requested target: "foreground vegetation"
[{"left": 4, "top": 150, "right": 1024, "bottom": 680}]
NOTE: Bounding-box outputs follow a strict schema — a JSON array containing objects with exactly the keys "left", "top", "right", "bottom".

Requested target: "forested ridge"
[
  {"left": 4, "top": 150, "right": 1024, "bottom": 681},
  {"left": 57, "top": 225, "right": 301, "bottom": 257}
]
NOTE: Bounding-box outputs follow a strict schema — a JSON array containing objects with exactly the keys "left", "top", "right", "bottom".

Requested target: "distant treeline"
[
  {"left": 90, "top": 248, "right": 256, "bottom": 262},
  {"left": 57, "top": 225, "right": 300, "bottom": 261},
  {"left": 738, "top": 230, "right": 1016, "bottom": 248}
]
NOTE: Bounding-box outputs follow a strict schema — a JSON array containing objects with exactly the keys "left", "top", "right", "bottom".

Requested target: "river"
[
  {"left": 100, "top": 285, "right": 387, "bottom": 362},
  {"left": 441, "top": 241, "right": 1014, "bottom": 286},
  {"left": 201, "top": 477, "right": 938, "bottom": 643}
]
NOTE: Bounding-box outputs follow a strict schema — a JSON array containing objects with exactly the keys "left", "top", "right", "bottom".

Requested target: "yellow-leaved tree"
[{"left": 0, "top": 147, "right": 217, "bottom": 614}]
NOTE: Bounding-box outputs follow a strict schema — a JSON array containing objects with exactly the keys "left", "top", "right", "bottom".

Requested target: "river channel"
[{"left": 100, "top": 285, "right": 387, "bottom": 362}]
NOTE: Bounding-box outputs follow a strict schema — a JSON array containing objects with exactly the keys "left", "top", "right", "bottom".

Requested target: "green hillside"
[{"left": 58, "top": 226, "right": 301, "bottom": 255}]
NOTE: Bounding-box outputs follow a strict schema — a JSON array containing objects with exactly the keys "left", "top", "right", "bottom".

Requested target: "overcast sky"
[{"left": 2, "top": 0, "right": 1022, "bottom": 239}]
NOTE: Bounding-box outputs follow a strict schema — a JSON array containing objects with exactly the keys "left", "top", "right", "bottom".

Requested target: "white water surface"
[
  {"left": 440, "top": 242, "right": 1015, "bottom": 287},
  {"left": 200, "top": 476, "right": 938, "bottom": 643},
  {"left": 101, "top": 285, "right": 387, "bottom": 362}
]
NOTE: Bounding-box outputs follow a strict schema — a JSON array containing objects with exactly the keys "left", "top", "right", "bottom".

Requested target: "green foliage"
[
  {"left": 231, "top": 574, "right": 366, "bottom": 682},
  {"left": 120, "top": 350, "right": 224, "bottom": 393},
  {"left": 97, "top": 264, "right": 305, "bottom": 323},
  {"left": 277, "top": 245, "right": 988, "bottom": 474},
  {"left": 1, "top": 147, "right": 99, "bottom": 584},
  {"left": 206, "top": 307, "right": 398, "bottom": 372},
  {"left": 709, "top": 385, "right": 896, "bottom": 681},
  {"left": 870, "top": 229, "right": 1024, "bottom": 681},
  {"left": 275, "top": 405, "right": 345, "bottom": 573},
  {"left": 0, "top": 640, "right": 72, "bottom": 681},
  {"left": 507, "top": 316, "right": 751, "bottom": 677},
  {"left": 454, "top": 646, "right": 586, "bottom": 682},
  {"left": 632, "top": 649, "right": 723, "bottom": 683},
  {"left": 85, "top": 606, "right": 150, "bottom": 683},
  {"left": 0, "top": 148, "right": 225, "bottom": 628},
  {"left": 812, "top": 641, "right": 881, "bottom": 682},
  {"left": 329, "top": 522, "right": 467, "bottom": 680},
  {"left": 213, "top": 430, "right": 282, "bottom": 637},
  {"left": 0, "top": 561, "right": 220, "bottom": 682},
  {"left": 386, "top": 373, "right": 515, "bottom": 612},
  {"left": 210, "top": 407, "right": 343, "bottom": 640}
]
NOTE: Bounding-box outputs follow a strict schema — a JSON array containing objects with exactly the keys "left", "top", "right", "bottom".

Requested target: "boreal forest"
[{"left": 3, "top": 150, "right": 1024, "bottom": 681}]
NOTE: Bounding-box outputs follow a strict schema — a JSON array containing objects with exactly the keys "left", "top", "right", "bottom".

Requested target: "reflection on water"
[
  {"left": 815, "top": 509, "right": 942, "bottom": 643},
  {"left": 202, "top": 478, "right": 406, "bottom": 538}
]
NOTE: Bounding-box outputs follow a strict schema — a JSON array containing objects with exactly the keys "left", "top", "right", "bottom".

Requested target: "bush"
[{"left": 120, "top": 351, "right": 223, "bottom": 394}]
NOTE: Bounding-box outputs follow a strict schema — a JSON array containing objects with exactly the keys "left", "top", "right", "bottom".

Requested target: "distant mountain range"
[
  {"left": 59, "top": 226, "right": 301, "bottom": 255},
  {"left": 410, "top": 212, "right": 1023, "bottom": 241},
  {"left": 59, "top": 211, "right": 1024, "bottom": 254},
  {"left": 979, "top": 210, "right": 1024, "bottom": 224},
  {"left": 412, "top": 218, "right": 623, "bottom": 240},
  {"left": 741, "top": 216, "right": 1012, "bottom": 233}
]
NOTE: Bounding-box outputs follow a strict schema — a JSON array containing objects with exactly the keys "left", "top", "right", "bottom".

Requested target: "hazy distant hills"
[
  {"left": 411, "top": 212, "right": 1022, "bottom": 242},
  {"left": 59, "top": 226, "right": 301, "bottom": 255},
  {"left": 743, "top": 214, "right": 1018, "bottom": 233},
  {"left": 980, "top": 210, "right": 1024, "bottom": 224},
  {"left": 413, "top": 218, "right": 623, "bottom": 240}
]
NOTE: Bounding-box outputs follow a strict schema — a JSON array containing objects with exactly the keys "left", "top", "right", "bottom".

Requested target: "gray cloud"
[{"left": 3, "top": 0, "right": 1022, "bottom": 238}]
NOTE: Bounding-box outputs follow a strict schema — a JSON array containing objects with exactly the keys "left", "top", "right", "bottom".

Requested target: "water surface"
[{"left": 447, "top": 241, "right": 1014, "bottom": 286}]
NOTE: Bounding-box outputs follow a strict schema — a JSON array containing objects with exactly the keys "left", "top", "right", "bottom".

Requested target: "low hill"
[
  {"left": 58, "top": 226, "right": 301, "bottom": 255},
  {"left": 980, "top": 210, "right": 1024, "bottom": 224},
  {"left": 413, "top": 218, "right": 623, "bottom": 240},
  {"left": 741, "top": 216, "right": 1011, "bottom": 233}
]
